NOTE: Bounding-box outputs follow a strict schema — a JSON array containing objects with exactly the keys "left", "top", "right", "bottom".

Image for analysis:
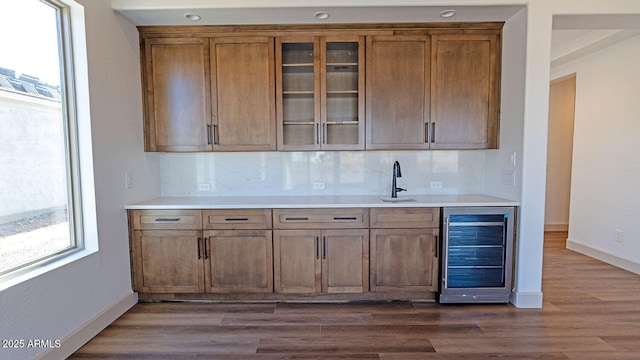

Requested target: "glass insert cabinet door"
[{"left": 277, "top": 36, "right": 364, "bottom": 150}]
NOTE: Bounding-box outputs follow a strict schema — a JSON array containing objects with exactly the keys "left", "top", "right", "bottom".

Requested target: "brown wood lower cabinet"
[
  {"left": 130, "top": 209, "right": 274, "bottom": 295},
  {"left": 370, "top": 228, "right": 438, "bottom": 292},
  {"left": 273, "top": 229, "right": 369, "bottom": 294},
  {"left": 129, "top": 207, "right": 442, "bottom": 299},
  {"left": 205, "top": 229, "right": 273, "bottom": 293},
  {"left": 133, "top": 230, "right": 205, "bottom": 293},
  {"left": 369, "top": 208, "right": 440, "bottom": 292}
]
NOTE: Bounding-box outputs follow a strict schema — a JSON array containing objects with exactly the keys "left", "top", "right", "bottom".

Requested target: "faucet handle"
[{"left": 395, "top": 187, "right": 407, "bottom": 193}]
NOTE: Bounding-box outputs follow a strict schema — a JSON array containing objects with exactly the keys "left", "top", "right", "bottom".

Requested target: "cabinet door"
[
  {"left": 322, "top": 229, "right": 369, "bottom": 293},
  {"left": 277, "top": 37, "right": 321, "bottom": 150},
  {"left": 365, "top": 36, "right": 430, "bottom": 150},
  {"left": 211, "top": 37, "right": 276, "bottom": 151},
  {"left": 370, "top": 228, "right": 438, "bottom": 292},
  {"left": 205, "top": 230, "right": 273, "bottom": 293},
  {"left": 321, "top": 36, "right": 365, "bottom": 150},
  {"left": 143, "top": 38, "right": 211, "bottom": 152},
  {"left": 273, "top": 230, "right": 320, "bottom": 293},
  {"left": 431, "top": 34, "right": 500, "bottom": 149},
  {"left": 133, "top": 230, "right": 205, "bottom": 293}
]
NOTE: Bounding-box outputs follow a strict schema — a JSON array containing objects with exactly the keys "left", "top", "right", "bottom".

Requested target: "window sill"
[{"left": 0, "top": 247, "right": 98, "bottom": 292}]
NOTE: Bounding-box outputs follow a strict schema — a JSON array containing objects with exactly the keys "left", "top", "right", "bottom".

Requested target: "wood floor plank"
[
  {"left": 320, "top": 324, "right": 483, "bottom": 338},
  {"left": 221, "top": 313, "right": 374, "bottom": 325},
  {"left": 256, "top": 336, "right": 435, "bottom": 353},
  {"left": 429, "top": 336, "right": 616, "bottom": 354},
  {"left": 380, "top": 353, "right": 570, "bottom": 359},
  {"left": 274, "top": 302, "right": 418, "bottom": 314}
]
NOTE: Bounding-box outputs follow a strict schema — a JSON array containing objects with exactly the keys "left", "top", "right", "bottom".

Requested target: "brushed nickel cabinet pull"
[
  {"left": 206, "top": 124, "right": 211, "bottom": 145},
  {"left": 333, "top": 217, "right": 357, "bottom": 221},
  {"left": 285, "top": 217, "right": 309, "bottom": 221},
  {"left": 213, "top": 124, "right": 218, "bottom": 145},
  {"left": 155, "top": 218, "right": 180, "bottom": 222}
]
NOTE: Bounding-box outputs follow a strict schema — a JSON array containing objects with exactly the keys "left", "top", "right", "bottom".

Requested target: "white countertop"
[{"left": 125, "top": 194, "right": 519, "bottom": 210}]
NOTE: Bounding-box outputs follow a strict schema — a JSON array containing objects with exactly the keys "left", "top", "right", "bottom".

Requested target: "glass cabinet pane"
[
  {"left": 325, "top": 42, "right": 360, "bottom": 146},
  {"left": 281, "top": 42, "right": 316, "bottom": 147}
]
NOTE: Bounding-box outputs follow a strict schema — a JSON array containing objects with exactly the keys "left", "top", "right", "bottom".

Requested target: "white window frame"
[{"left": 0, "top": 0, "right": 97, "bottom": 290}]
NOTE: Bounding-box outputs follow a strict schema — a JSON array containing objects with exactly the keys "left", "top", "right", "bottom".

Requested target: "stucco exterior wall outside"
[{"left": 0, "top": 91, "right": 67, "bottom": 221}]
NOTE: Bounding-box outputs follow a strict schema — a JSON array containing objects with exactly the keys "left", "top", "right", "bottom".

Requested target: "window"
[{"left": 0, "top": 0, "right": 84, "bottom": 277}]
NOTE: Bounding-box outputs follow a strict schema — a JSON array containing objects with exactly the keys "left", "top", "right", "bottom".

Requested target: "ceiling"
[
  {"left": 111, "top": 1, "right": 640, "bottom": 67},
  {"left": 111, "top": 2, "right": 525, "bottom": 26},
  {"left": 551, "top": 14, "right": 640, "bottom": 68}
]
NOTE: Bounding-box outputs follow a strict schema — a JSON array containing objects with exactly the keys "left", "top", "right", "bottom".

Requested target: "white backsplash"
[{"left": 159, "top": 150, "right": 485, "bottom": 197}]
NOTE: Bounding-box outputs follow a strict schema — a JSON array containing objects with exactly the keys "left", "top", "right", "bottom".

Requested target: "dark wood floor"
[{"left": 71, "top": 232, "right": 640, "bottom": 359}]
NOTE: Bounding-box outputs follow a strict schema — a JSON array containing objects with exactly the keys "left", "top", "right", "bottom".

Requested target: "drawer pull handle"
[
  {"left": 285, "top": 217, "right": 309, "bottom": 221},
  {"left": 155, "top": 218, "right": 180, "bottom": 222},
  {"left": 225, "top": 218, "right": 249, "bottom": 221},
  {"left": 333, "top": 217, "right": 357, "bottom": 221}
]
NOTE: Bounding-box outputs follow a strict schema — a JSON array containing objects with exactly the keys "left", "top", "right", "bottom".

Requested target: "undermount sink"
[{"left": 380, "top": 197, "right": 416, "bottom": 202}]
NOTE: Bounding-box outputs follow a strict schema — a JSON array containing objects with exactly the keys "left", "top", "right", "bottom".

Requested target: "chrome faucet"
[{"left": 391, "top": 161, "right": 406, "bottom": 198}]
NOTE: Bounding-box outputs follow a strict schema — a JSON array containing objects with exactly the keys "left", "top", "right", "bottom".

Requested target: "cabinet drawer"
[
  {"left": 370, "top": 207, "right": 439, "bottom": 228},
  {"left": 130, "top": 210, "right": 202, "bottom": 230},
  {"left": 203, "top": 209, "right": 272, "bottom": 230},
  {"left": 273, "top": 208, "right": 369, "bottom": 229}
]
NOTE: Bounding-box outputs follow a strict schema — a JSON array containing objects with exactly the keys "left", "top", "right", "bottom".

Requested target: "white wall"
[
  {"left": 0, "top": 1, "right": 159, "bottom": 359},
  {"left": 552, "top": 34, "right": 640, "bottom": 272}
]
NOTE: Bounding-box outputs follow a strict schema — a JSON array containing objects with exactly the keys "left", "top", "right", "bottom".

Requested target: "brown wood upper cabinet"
[
  {"left": 276, "top": 36, "right": 365, "bottom": 150},
  {"left": 142, "top": 38, "right": 212, "bottom": 152},
  {"left": 141, "top": 36, "right": 276, "bottom": 152},
  {"left": 430, "top": 34, "right": 500, "bottom": 149},
  {"left": 140, "top": 24, "right": 502, "bottom": 152},
  {"left": 210, "top": 37, "right": 276, "bottom": 151},
  {"left": 366, "top": 33, "right": 501, "bottom": 150},
  {"left": 366, "top": 35, "right": 431, "bottom": 150}
]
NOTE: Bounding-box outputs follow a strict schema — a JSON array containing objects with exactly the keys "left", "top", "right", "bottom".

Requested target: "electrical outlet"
[
  {"left": 615, "top": 230, "right": 624, "bottom": 243},
  {"left": 312, "top": 181, "right": 326, "bottom": 190},
  {"left": 503, "top": 170, "right": 516, "bottom": 186},
  {"left": 198, "top": 183, "right": 211, "bottom": 191},
  {"left": 430, "top": 181, "right": 443, "bottom": 189}
]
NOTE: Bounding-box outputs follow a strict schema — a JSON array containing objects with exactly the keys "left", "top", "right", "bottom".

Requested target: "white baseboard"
[
  {"left": 36, "top": 292, "right": 138, "bottom": 360},
  {"left": 567, "top": 239, "right": 640, "bottom": 275},
  {"left": 544, "top": 223, "right": 568, "bottom": 232},
  {"left": 509, "top": 291, "right": 543, "bottom": 308}
]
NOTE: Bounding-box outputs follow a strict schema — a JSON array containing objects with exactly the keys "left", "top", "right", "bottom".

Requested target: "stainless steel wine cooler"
[{"left": 440, "top": 207, "right": 515, "bottom": 304}]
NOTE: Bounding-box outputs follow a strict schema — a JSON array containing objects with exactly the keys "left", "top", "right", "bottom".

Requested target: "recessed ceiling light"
[
  {"left": 314, "top": 11, "right": 330, "bottom": 20},
  {"left": 185, "top": 13, "right": 201, "bottom": 21},
  {"left": 440, "top": 10, "right": 456, "bottom": 18}
]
